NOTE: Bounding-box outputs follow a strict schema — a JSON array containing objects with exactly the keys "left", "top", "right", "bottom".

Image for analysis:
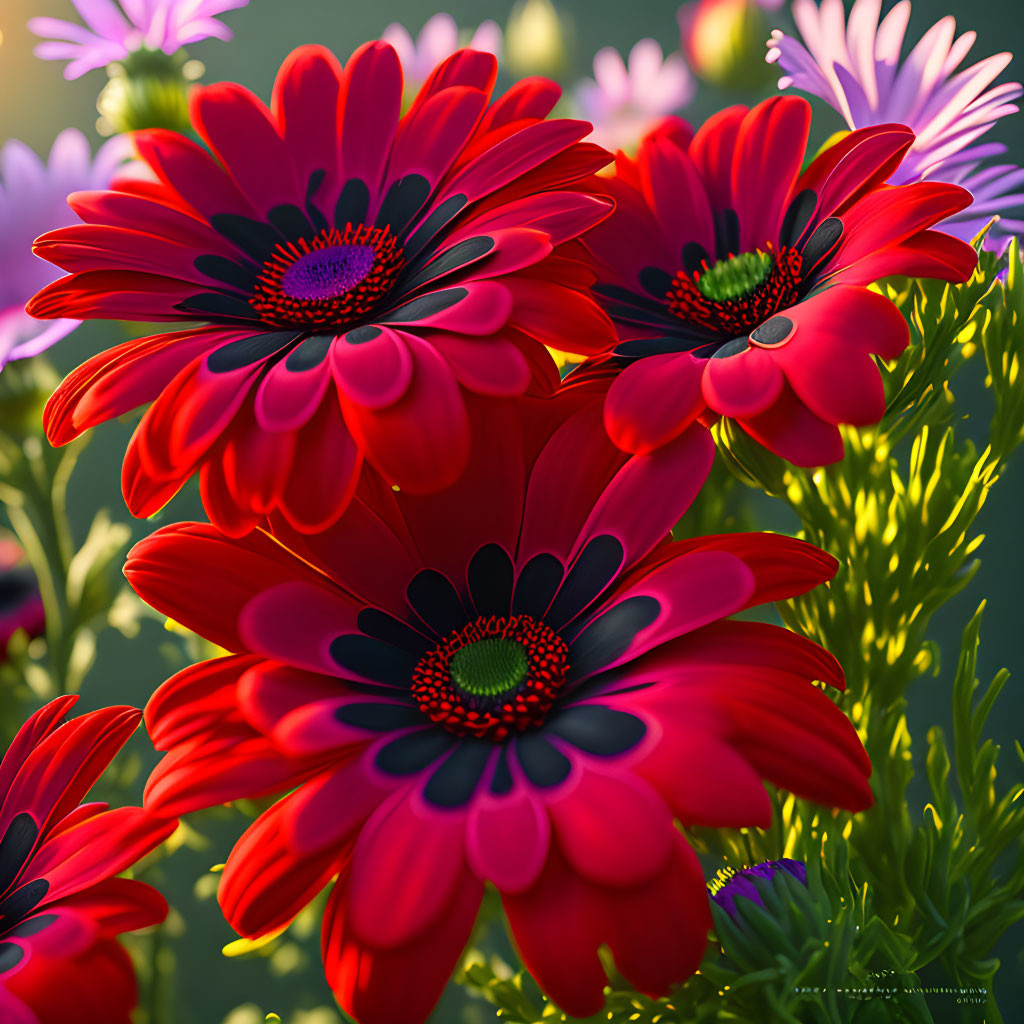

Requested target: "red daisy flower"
[
  {"left": 126, "top": 387, "right": 871, "bottom": 1024},
  {"left": 29, "top": 42, "right": 616, "bottom": 535},
  {"left": 0, "top": 697, "right": 176, "bottom": 1024},
  {"left": 578, "top": 97, "right": 978, "bottom": 464}
]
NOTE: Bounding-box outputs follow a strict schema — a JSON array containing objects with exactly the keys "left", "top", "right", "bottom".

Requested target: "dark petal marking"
[
  {"left": 406, "top": 569, "right": 466, "bottom": 639},
  {"left": 546, "top": 536, "right": 626, "bottom": 630},
  {"left": 780, "top": 188, "right": 818, "bottom": 248},
  {"left": 638, "top": 266, "right": 674, "bottom": 299},
  {"left": 467, "top": 544, "right": 515, "bottom": 619},
  {"left": 0, "top": 943, "right": 22, "bottom": 974},
  {"left": 357, "top": 607, "right": 432, "bottom": 655},
  {"left": 335, "top": 702, "right": 427, "bottom": 731},
  {"left": 404, "top": 194, "right": 468, "bottom": 261},
  {"left": 490, "top": 746, "right": 514, "bottom": 795},
  {"left": 566, "top": 595, "right": 660, "bottom": 680},
  {"left": 378, "top": 288, "right": 468, "bottom": 324},
  {"left": 176, "top": 292, "right": 264, "bottom": 322},
  {"left": 194, "top": 254, "right": 259, "bottom": 292},
  {"left": 335, "top": 178, "right": 370, "bottom": 229},
  {"left": 613, "top": 336, "right": 693, "bottom": 360},
  {"left": 375, "top": 728, "right": 457, "bottom": 775},
  {"left": 800, "top": 216, "right": 843, "bottom": 275},
  {"left": 345, "top": 325, "right": 383, "bottom": 345},
  {"left": 682, "top": 241, "right": 710, "bottom": 274},
  {"left": 714, "top": 208, "right": 741, "bottom": 261},
  {"left": 545, "top": 704, "right": 646, "bottom": 756},
  {"left": 285, "top": 333, "right": 332, "bottom": 371},
  {"left": 376, "top": 174, "right": 432, "bottom": 238},
  {"left": 0, "top": 814, "right": 37, "bottom": 896},
  {"left": 400, "top": 236, "right": 495, "bottom": 293},
  {"left": 515, "top": 733, "right": 571, "bottom": 788},
  {"left": 210, "top": 212, "right": 282, "bottom": 262},
  {"left": 206, "top": 331, "right": 302, "bottom": 373},
  {"left": 511, "top": 553, "right": 564, "bottom": 619},
  {"left": 750, "top": 315, "right": 793, "bottom": 346},
  {"left": 711, "top": 337, "right": 750, "bottom": 360},
  {"left": 305, "top": 169, "right": 329, "bottom": 231},
  {"left": 329, "top": 634, "right": 419, "bottom": 686},
  {"left": 268, "top": 203, "right": 315, "bottom": 243},
  {"left": 0, "top": 879, "right": 48, "bottom": 924},
  {"left": 423, "top": 740, "right": 493, "bottom": 808},
  {"left": 594, "top": 283, "right": 681, "bottom": 321},
  {"left": 5, "top": 914, "right": 57, "bottom": 939}
]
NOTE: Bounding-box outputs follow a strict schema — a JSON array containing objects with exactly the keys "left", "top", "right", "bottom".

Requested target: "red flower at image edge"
[
  {"left": 0, "top": 697, "right": 175, "bottom": 1024},
  {"left": 579, "top": 96, "right": 978, "bottom": 464},
  {"left": 29, "top": 42, "right": 616, "bottom": 535},
  {"left": 126, "top": 387, "right": 872, "bottom": 1024}
]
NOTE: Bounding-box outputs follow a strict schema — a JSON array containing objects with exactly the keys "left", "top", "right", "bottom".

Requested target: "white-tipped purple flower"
[
  {"left": 572, "top": 38, "right": 695, "bottom": 154},
  {"left": 766, "top": 0, "right": 1022, "bottom": 245},
  {"left": 381, "top": 13, "right": 502, "bottom": 96},
  {"left": 0, "top": 130, "right": 132, "bottom": 367},
  {"left": 30, "top": 0, "right": 248, "bottom": 79}
]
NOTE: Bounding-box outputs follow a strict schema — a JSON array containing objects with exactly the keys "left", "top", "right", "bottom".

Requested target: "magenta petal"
[
  {"left": 282, "top": 761, "right": 396, "bottom": 856},
  {"left": 604, "top": 352, "right": 706, "bottom": 455},
  {"left": 465, "top": 783, "right": 551, "bottom": 892},
  {"left": 384, "top": 281, "right": 512, "bottom": 335},
  {"left": 636, "top": 729, "right": 772, "bottom": 828},
  {"left": 547, "top": 768, "right": 673, "bottom": 887},
  {"left": 701, "top": 345, "right": 785, "bottom": 419},
  {"left": 340, "top": 42, "right": 402, "bottom": 194},
  {"left": 572, "top": 549, "right": 755, "bottom": 680},
  {"left": 348, "top": 790, "right": 468, "bottom": 948},
  {"left": 192, "top": 82, "right": 301, "bottom": 215},
  {"left": 273, "top": 699, "right": 406, "bottom": 756},
  {"left": 239, "top": 580, "right": 362, "bottom": 677},
  {"left": 769, "top": 288, "right": 908, "bottom": 425},
  {"left": 254, "top": 352, "right": 332, "bottom": 431},
  {"left": 736, "top": 382, "right": 845, "bottom": 467},
  {"left": 429, "top": 334, "right": 531, "bottom": 396},
  {"left": 237, "top": 661, "right": 348, "bottom": 735},
  {"left": 639, "top": 134, "right": 715, "bottom": 259},
  {"left": 732, "top": 97, "right": 810, "bottom": 250},
  {"left": 342, "top": 335, "right": 470, "bottom": 493},
  {"left": 568, "top": 423, "right": 715, "bottom": 569},
  {"left": 271, "top": 46, "right": 345, "bottom": 198},
  {"left": 330, "top": 327, "right": 414, "bottom": 410}
]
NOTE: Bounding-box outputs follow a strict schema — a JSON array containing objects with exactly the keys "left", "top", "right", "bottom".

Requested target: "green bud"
[{"left": 97, "top": 48, "right": 201, "bottom": 135}]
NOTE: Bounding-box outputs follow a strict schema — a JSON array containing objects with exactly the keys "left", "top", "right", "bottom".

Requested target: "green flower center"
[
  {"left": 449, "top": 637, "right": 529, "bottom": 698},
  {"left": 697, "top": 251, "right": 773, "bottom": 303}
]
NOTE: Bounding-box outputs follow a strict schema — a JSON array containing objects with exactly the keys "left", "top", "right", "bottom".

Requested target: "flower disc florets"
[
  {"left": 250, "top": 224, "right": 405, "bottom": 328},
  {"left": 666, "top": 245, "right": 803, "bottom": 341},
  {"left": 411, "top": 614, "right": 570, "bottom": 740}
]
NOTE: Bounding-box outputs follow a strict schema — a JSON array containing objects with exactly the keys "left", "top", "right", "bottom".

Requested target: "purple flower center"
[{"left": 280, "top": 244, "right": 378, "bottom": 301}]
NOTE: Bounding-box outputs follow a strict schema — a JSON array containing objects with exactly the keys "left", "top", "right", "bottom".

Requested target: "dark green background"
[{"left": 0, "top": 1, "right": 1021, "bottom": 1020}]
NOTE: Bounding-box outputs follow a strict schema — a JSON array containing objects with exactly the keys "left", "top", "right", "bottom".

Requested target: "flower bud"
[
  {"left": 678, "top": 0, "right": 774, "bottom": 90},
  {"left": 97, "top": 48, "right": 197, "bottom": 135},
  {"left": 505, "top": 0, "right": 571, "bottom": 77}
]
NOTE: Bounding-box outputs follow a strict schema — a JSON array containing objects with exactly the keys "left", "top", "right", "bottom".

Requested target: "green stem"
[{"left": 0, "top": 436, "right": 84, "bottom": 696}]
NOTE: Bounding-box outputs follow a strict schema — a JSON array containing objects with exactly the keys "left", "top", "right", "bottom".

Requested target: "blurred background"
[{"left": 0, "top": 0, "right": 1021, "bottom": 1020}]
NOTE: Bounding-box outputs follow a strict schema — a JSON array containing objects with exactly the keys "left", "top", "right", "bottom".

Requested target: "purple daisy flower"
[
  {"left": 381, "top": 13, "right": 502, "bottom": 97},
  {"left": 710, "top": 858, "right": 808, "bottom": 918},
  {"left": 0, "top": 129, "right": 131, "bottom": 368},
  {"left": 766, "top": 0, "right": 1023, "bottom": 244},
  {"left": 571, "top": 38, "right": 695, "bottom": 154},
  {"left": 29, "top": 0, "right": 249, "bottom": 80}
]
